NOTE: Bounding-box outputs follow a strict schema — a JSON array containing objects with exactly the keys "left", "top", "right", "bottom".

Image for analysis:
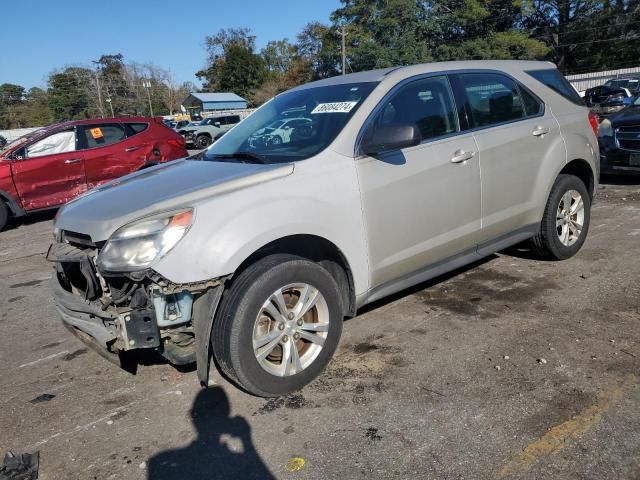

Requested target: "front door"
[
  {"left": 355, "top": 75, "right": 482, "bottom": 289},
  {"left": 12, "top": 128, "right": 87, "bottom": 210}
]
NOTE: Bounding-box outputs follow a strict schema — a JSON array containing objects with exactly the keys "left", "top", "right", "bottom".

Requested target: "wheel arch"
[
  {"left": 560, "top": 158, "right": 596, "bottom": 199},
  {"left": 0, "top": 188, "right": 25, "bottom": 217},
  {"left": 232, "top": 234, "right": 357, "bottom": 318}
]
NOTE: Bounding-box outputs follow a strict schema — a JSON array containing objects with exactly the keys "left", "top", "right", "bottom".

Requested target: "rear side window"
[
  {"left": 79, "top": 124, "right": 126, "bottom": 149},
  {"left": 456, "top": 73, "right": 525, "bottom": 128},
  {"left": 520, "top": 86, "right": 544, "bottom": 117},
  {"left": 369, "top": 75, "right": 458, "bottom": 142},
  {"left": 226, "top": 115, "right": 241, "bottom": 124},
  {"left": 526, "top": 69, "right": 584, "bottom": 106},
  {"left": 125, "top": 122, "right": 149, "bottom": 135}
]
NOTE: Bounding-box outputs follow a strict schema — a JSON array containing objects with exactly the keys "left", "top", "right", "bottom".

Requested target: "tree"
[
  {"left": 296, "top": 22, "right": 341, "bottom": 79},
  {"left": 196, "top": 28, "right": 267, "bottom": 102},
  {"left": 48, "top": 68, "right": 91, "bottom": 121}
]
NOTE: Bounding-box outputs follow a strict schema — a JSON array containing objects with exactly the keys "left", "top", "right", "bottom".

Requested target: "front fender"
[{"left": 153, "top": 154, "right": 369, "bottom": 296}]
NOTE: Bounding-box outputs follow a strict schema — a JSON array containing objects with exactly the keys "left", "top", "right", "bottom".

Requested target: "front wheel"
[
  {"left": 531, "top": 174, "right": 591, "bottom": 260},
  {"left": 0, "top": 201, "right": 8, "bottom": 232},
  {"left": 195, "top": 134, "right": 212, "bottom": 149},
  {"left": 212, "top": 254, "right": 343, "bottom": 397}
]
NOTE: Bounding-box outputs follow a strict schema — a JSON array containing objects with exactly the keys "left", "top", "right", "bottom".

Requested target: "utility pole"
[
  {"left": 341, "top": 25, "right": 346, "bottom": 75},
  {"left": 142, "top": 80, "right": 154, "bottom": 117}
]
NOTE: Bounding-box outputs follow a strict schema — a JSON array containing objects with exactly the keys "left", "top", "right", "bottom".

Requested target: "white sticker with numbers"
[{"left": 311, "top": 101, "right": 358, "bottom": 114}]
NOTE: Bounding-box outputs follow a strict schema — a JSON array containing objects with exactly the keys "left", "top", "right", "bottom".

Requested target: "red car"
[{"left": 0, "top": 117, "right": 187, "bottom": 230}]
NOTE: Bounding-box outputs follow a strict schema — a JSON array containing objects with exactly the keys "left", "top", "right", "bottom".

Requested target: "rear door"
[
  {"left": 11, "top": 127, "right": 87, "bottom": 210},
  {"left": 78, "top": 122, "right": 148, "bottom": 188},
  {"left": 451, "top": 72, "right": 561, "bottom": 245}
]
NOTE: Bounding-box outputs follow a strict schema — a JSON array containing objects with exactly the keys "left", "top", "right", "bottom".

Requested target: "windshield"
[{"left": 202, "top": 81, "right": 378, "bottom": 164}]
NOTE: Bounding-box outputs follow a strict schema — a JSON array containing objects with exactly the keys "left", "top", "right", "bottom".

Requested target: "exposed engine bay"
[{"left": 47, "top": 229, "right": 223, "bottom": 370}]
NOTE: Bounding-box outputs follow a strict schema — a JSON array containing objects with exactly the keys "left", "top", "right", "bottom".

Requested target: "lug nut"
[
  {"left": 288, "top": 312, "right": 295, "bottom": 320},
  {"left": 278, "top": 323, "right": 285, "bottom": 331},
  {"left": 293, "top": 332, "right": 301, "bottom": 340},
  {"left": 296, "top": 319, "right": 303, "bottom": 326},
  {"left": 282, "top": 335, "right": 289, "bottom": 343}
]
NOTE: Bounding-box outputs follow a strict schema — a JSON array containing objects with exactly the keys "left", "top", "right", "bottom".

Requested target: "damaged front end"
[{"left": 47, "top": 229, "right": 225, "bottom": 385}]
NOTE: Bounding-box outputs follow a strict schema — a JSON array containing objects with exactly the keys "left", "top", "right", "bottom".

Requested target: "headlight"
[
  {"left": 599, "top": 119, "right": 613, "bottom": 137},
  {"left": 97, "top": 209, "right": 193, "bottom": 272}
]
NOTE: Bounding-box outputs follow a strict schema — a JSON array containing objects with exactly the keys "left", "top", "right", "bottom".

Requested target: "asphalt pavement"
[{"left": 0, "top": 176, "right": 638, "bottom": 480}]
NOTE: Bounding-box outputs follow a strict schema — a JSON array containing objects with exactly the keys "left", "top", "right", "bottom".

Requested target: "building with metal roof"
[{"left": 181, "top": 92, "right": 248, "bottom": 114}]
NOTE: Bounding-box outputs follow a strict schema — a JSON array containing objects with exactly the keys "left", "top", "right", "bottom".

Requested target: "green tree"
[
  {"left": 196, "top": 28, "right": 267, "bottom": 102},
  {"left": 48, "top": 68, "right": 90, "bottom": 121}
]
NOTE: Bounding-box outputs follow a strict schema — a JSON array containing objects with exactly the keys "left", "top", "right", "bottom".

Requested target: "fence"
[
  {"left": 201, "top": 108, "right": 256, "bottom": 120},
  {"left": 566, "top": 66, "right": 640, "bottom": 92},
  {"left": 0, "top": 127, "right": 39, "bottom": 143}
]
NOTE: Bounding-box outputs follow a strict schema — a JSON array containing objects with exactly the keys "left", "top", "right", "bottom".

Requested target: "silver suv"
[
  {"left": 179, "top": 114, "right": 241, "bottom": 149},
  {"left": 50, "top": 61, "right": 599, "bottom": 397}
]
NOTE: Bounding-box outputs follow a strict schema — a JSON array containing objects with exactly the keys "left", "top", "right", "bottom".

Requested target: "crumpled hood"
[{"left": 56, "top": 159, "right": 294, "bottom": 242}]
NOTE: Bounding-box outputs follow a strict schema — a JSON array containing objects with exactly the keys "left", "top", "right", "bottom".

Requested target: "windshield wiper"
[{"left": 210, "top": 151, "right": 269, "bottom": 164}]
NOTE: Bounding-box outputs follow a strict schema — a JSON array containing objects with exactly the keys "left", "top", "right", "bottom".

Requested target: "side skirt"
[{"left": 360, "top": 224, "right": 538, "bottom": 307}]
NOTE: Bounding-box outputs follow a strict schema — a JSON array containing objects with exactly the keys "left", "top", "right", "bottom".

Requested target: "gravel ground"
[{"left": 0, "top": 176, "right": 638, "bottom": 480}]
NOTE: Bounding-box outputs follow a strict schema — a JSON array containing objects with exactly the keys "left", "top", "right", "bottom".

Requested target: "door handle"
[
  {"left": 450, "top": 150, "right": 475, "bottom": 164},
  {"left": 532, "top": 126, "right": 550, "bottom": 137},
  {"left": 64, "top": 158, "right": 81, "bottom": 164},
  {"left": 125, "top": 146, "right": 141, "bottom": 152}
]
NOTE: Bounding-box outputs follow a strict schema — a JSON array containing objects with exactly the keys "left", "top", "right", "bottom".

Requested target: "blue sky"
[{"left": 1, "top": 0, "right": 342, "bottom": 90}]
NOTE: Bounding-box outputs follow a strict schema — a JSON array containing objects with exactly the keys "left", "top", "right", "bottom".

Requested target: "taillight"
[
  {"left": 588, "top": 110, "right": 599, "bottom": 137},
  {"left": 168, "top": 137, "right": 186, "bottom": 148}
]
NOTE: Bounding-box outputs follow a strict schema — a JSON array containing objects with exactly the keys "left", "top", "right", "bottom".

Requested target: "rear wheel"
[
  {"left": 531, "top": 174, "right": 591, "bottom": 260},
  {"left": 0, "top": 201, "right": 8, "bottom": 232},
  {"left": 195, "top": 134, "right": 212, "bottom": 149},
  {"left": 212, "top": 254, "right": 343, "bottom": 397}
]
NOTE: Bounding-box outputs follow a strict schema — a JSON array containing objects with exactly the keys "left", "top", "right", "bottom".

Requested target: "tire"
[
  {"left": 531, "top": 174, "right": 591, "bottom": 260},
  {"left": 213, "top": 254, "right": 344, "bottom": 397},
  {"left": 195, "top": 135, "right": 212, "bottom": 149},
  {"left": 269, "top": 135, "right": 283, "bottom": 146},
  {"left": 0, "top": 201, "right": 8, "bottom": 232}
]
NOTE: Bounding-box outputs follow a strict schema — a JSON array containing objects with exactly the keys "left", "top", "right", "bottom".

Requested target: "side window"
[
  {"left": 526, "top": 69, "right": 584, "bottom": 106},
  {"left": 229, "top": 115, "right": 240, "bottom": 124},
  {"left": 457, "top": 73, "right": 526, "bottom": 128},
  {"left": 125, "top": 122, "right": 149, "bottom": 136},
  {"left": 25, "top": 129, "right": 76, "bottom": 158},
  {"left": 520, "top": 86, "right": 544, "bottom": 117},
  {"left": 370, "top": 75, "right": 458, "bottom": 142},
  {"left": 79, "top": 124, "right": 126, "bottom": 150}
]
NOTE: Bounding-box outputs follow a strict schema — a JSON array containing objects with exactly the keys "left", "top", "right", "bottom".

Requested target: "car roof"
[{"left": 288, "top": 60, "right": 555, "bottom": 92}]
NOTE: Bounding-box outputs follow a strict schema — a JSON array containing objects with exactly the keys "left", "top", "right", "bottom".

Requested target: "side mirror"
[
  {"left": 361, "top": 123, "right": 421, "bottom": 155},
  {"left": 214, "top": 122, "right": 221, "bottom": 127}
]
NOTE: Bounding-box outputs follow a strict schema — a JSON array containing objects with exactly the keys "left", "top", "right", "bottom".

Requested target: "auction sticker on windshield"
[{"left": 311, "top": 101, "right": 358, "bottom": 114}]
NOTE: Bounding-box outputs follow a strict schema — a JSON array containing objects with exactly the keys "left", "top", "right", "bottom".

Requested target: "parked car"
[
  {"left": 598, "top": 94, "right": 640, "bottom": 174},
  {"left": 584, "top": 84, "right": 631, "bottom": 115},
  {"left": 604, "top": 77, "right": 640, "bottom": 95},
  {"left": 0, "top": 117, "right": 187, "bottom": 231},
  {"left": 50, "top": 61, "right": 598, "bottom": 397},
  {"left": 173, "top": 120, "right": 190, "bottom": 130},
  {"left": 179, "top": 115, "right": 241, "bottom": 149},
  {"left": 0, "top": 135, "right": 6, "bottom": 150}
]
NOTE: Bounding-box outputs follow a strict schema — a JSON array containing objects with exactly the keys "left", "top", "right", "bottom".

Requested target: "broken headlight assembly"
[{"left": 97, "top": 209, "right": 193, "bottom": 272}]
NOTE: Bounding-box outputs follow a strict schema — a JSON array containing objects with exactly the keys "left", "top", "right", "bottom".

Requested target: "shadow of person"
[{"left": 148, "top": 387, "right": 274, "bottom": 480}]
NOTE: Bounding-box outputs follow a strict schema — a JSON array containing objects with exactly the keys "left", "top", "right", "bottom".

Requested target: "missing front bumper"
[{"left": 48, "top": 238, "right": 227, "bottom": 384}]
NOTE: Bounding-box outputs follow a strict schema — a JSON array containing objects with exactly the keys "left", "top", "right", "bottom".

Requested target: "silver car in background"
[{"left": 50, "top": 60, "right": 599, "bottom": 397}]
